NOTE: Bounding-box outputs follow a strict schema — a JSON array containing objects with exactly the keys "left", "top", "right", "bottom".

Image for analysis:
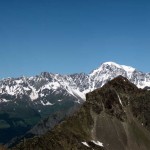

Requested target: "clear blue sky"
[{"left": 0, "top": 0, "right": 150, "bottom": 78}]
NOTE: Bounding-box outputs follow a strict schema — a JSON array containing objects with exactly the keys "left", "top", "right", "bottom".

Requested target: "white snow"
[
  {"left": 41, "top": 101, "right": 54, "bottom": 106},
  {"left": 15, "top": 79, "right": 23, "bottom": 84},
  {"left": 91, "top": 140, "right": 104, "bottom": 147},
  {"left": 0, "top": 98, "right": 9, "bottom": 103},
  {"left": 81, "top": 142, "right": 90, "bottom": 147},
  {"left": 103, "top": 62, "right": 122, "bottom": 68},
  {"left": 121, "top": 65, "right": 135, "bottom": 72},
  {"left": 58, "top": 99, "right": 62, "bottom": 102},
  {"left": 43, "top": 82, "right": 60, "bottom": 90},
  {"left": 40, "top": 93, "right": 45, "bottom": 97},
  {"left": 117, "top": 93, "right": 123, "bottom": 106},
  {"left": 5, "top": 85, "right": 15, "bottom": 95},
  {"left": 90, "top": 62, "right": 135, "bottom": 79},
  {"left": 29, "top": 89, "right": 39, "bottom": 100},
  {"left": 23, "top": 87, "right": 31, "bottom": 91},
  {"left": 102, "top": 62, "right": 135, "bottom": 72},
  {"left": 136, "top": 80, "right": 150, "bottom": 89},
  {"left": 72, "top": 89, "right": 86, "bottom": 100}
]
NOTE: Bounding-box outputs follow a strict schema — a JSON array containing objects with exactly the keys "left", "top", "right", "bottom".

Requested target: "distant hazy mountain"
[
  {"left": 12, "top": 76, "right": 150, "bottom": 150},
  {"left": 0, "top": 62, "right": 150, "bottom": 144}
]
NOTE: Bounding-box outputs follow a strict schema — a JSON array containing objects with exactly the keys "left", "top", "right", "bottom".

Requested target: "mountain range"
[
  {"left": 0, "top": 62, "right": 150, "bottom": 144},
  {"left": 1, "top": 62, "right": 150, "bottom": 103},
  {"left": 12, "top": 76, "right": 150, "bottom": 150}
]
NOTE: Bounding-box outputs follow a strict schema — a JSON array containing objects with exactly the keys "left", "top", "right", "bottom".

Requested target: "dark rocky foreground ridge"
[{"left": 11, "top": 76, "right": 150, "bottom": 150}]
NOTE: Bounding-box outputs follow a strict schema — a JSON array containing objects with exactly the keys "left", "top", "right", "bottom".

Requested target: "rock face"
[{"left": 12, "top": 76, "right": 150, "bottom": 150}]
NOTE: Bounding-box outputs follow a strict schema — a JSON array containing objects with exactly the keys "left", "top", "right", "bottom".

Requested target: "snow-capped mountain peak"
[
  {"left": 90, "top": 61, "right": 136, "bottom": 78},
  {"left": 105, "top": 62, "right": 135, "bottom": 71},
  {"left": 0, "top": 62, "right": 150, "bottom": 105},
  {"left": 91, "top": 61, "right": 135, "bottom": 73}
]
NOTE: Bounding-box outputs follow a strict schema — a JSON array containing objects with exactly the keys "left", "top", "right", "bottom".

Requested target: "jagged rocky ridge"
[
  {"left": 12, "top": 76, "right": 150, "bottom": 150},
  {"left": 1, "top": 62, "right": 150, "bottom": 103},
  {"left": 0, "top": 62, "right": 150, "bottom": 144}
]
